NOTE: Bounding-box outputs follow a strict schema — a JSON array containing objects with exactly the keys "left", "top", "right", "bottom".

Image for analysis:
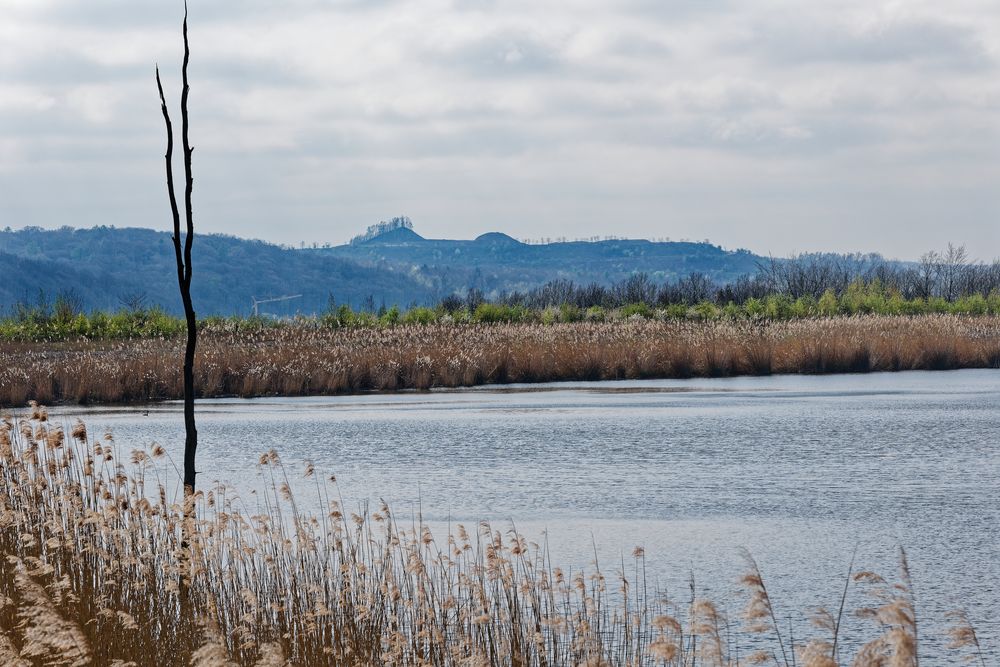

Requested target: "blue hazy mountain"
[
  {"left": 0, "top": 222, "right": 764, "bottom": 315},
  {"left": 316, "top": 218, "right": 761, "bottom": 299},
  {"left": 0, "top": 226, "right": 434, "bottom": 316}
]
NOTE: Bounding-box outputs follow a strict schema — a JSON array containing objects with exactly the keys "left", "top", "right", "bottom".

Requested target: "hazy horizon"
[
  {"left": 2, "top": 0, "right": 998, "bottom": 261},
  {"left": 0, "top": 218, "right": 961, "bottom": 264}
]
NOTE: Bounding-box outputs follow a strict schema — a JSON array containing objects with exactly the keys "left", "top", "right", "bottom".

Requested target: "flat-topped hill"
[
  {"left": 0, "top": 223, "right": 769, "bottom": 314},
  {"left": 319, "top": 230, "right": 760, "bottom": 295}
]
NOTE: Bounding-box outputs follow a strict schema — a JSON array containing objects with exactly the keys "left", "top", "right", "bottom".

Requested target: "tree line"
[
  {"left": 7, "top": 243, "right": 1000, "bottom": 340},
  {"left": 460, "top": 243, "right": 999, "bottom": 311}
]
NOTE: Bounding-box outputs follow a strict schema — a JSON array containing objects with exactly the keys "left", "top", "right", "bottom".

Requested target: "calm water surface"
[{"left": 51, "top": 369, "right": 999, "bottom": 660}]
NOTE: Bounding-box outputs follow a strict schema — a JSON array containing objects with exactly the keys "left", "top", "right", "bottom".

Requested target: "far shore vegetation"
[
  {"left": 8, "top": 276, "right": 1000, "bottom": 343},
  {"left": 6, "top": 249, "right": 1000, "bottom": 403},
  {"left": 3, "top": 314, "right": 1000, "bottom": 405},
  {"left": 3, "top": 243, "right": 999, "bottom": 341}
]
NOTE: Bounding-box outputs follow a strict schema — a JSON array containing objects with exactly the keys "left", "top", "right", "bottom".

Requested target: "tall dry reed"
[
  {"left": 0, "top": 409, "right": 989, "bottom": 665},
  {"left": 3, "top": 315, "right": 1000, "bottom": 405}
]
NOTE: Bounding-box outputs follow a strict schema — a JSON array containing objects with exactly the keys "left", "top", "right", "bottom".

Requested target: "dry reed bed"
[
  {"left": 0, "top": 408, "right": 988, "bottom": 666},
  {"left": 3, "top": 315, "right": 1000, "bottom": 405}
]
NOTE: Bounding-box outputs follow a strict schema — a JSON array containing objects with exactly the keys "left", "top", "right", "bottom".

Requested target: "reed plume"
[
  {"left": 3, "top": 315, "right": 1000, "bottom": 404},
  {"left": 0, "top": 411, "right": 988, "bottom": 665}
]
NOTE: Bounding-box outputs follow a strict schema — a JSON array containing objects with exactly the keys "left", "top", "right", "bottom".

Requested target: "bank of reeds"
[
  {"left": 3, "top": 315, "right": 1000, "bottom": 405},
  {"left": 0, "top": 409, "right": 988, "bottom": 665}
]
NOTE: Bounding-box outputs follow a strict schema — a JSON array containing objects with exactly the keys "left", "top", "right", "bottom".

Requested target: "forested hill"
[
  {"left": 0, "top": 224, "right": 764, "bottom": 315},
  {"left": 0, "top": 226, "right": 434, "bottom": 316},
  {"left": 313, "top": 227, "right": 761, "bottom": 298}
]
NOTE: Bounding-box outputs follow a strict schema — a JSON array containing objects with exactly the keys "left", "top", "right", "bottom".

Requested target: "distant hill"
[
  {"left": 0, "top": 223, "right": 768, "bottom": 315},
  {"left": 349, "top": 216, "right": 421, "bottom": 245},
  {"left": 315, "top": 225, "right": 761, "bottom": 298},
  {"left": 0, "top": 248, "right": 116, "bottom": 312},
  {"left": 0, "top": 226, "right": 436, "bottom": 316},
  {"left": 356, "top": 225, "right": 426, "bottom": 245}
]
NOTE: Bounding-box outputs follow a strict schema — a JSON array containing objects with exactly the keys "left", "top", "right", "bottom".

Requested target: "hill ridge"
[{"left": 0, "top": 224, "right": 767, "bottom": 315}]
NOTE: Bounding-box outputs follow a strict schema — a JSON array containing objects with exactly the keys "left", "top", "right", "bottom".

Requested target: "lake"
[{"left": 51, "top": 369, "right": 999, "bottom": 660}]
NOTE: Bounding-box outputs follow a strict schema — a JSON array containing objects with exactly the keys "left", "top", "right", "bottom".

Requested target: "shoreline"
[
  {"left": 34, "top": 365, "right": 1000, "bottom": 412},
  {"left": 3, "top": 314, "right": 1000, "bottom": 406}
]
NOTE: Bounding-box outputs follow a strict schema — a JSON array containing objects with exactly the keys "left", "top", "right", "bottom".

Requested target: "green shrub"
[
  {"left": 744, "top": 297, "right": 766, "bottom": 318},
  {"left": 619, "top": 303, "right": 654, "bottom": 319},
  {"left": 927, "top": 297, "right": 949, "bottom": 313},
  {"left": 987, "top": 291, "right": 1000, "bottom": 314},
  {"left": 322, "top": 304, "right": 356, "bottom": 328},
  {"left": 661, "top": 304, "right": 688, "bottom": 319},
  {"left": 558, "top": 303, "right": 582, "bottom": 323},
  {"left": 764, "top": 295, "right": 793, "bottom": 319},
  {"left": 473, "top": 303, "right": 528, "bottom": 323},
  {"left": 688, "top": 301, "right": 720, "bottom": 319},
  {"left": 721, "top": 301, "right": 742, "bottom": 319},
  {"left": 791, "top": 295, "right": 817, "bottom": 318},
  {"left": 401, "top": 307, "right": 438, "bottom": 325},
  {"left": 817, "top": 290, "right": 838, "bottom": 316},
  {"left": 379, "top": 306, "right": 400, "bottom": 326},
  {"left": 954, "top": 293, "right": 988, "bottom": 315}
]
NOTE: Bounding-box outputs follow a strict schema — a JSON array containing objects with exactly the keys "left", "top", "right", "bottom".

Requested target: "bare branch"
[
  {"left": 156, "top": 66, "right": 187, "bottom": 302},
  {"left": 158, "top": 3, "right": 199, "bottom": 494},
  {"left": 181, "top": 1, "right": 194, "bottom": 289}
]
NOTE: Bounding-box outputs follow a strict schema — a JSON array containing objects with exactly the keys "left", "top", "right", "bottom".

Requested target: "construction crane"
[{"left": 251, "top": 294, "right": 302, "bottom": 317}]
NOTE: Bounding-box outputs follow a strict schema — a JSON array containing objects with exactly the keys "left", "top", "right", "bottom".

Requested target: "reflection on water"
[{"left": 50, "top": 369, "right": 1000, "bottom": 659}]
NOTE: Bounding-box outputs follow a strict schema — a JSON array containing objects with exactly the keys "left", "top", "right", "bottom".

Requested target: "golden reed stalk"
[
  {"left": 2, "top": 314, "right": 1000, "bottom": 404},
  {"left": 0, "top": 410, "right": 988, "bottom": 665}
]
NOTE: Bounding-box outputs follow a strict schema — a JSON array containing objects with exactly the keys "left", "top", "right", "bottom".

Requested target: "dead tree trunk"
[{"left": 156, "top": 4, "right": 198, "bottom": 494}]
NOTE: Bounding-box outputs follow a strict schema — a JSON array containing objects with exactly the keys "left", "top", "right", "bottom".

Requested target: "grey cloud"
[
  {"left": 294, "top": 120, "right": 558, "bottom": 160},
  {"left": 623, "top": 0, "right": 736, "bottom": 22},
  {"left": 433, "top": 30, "right": 563, "bottom": 77},
  {"left": 625, "top": 0, "right": 731, "bottom": 15},
  {"left": 2, "top": 0, "right": 999, "bottom": 258},
  {"left": 3, "top": 49, "right": 312, "bottom": 89},
  {"left": 190, "top": 57, "right": 315, "bottom": 88},
  {"left": 450, "top": 0, "right": 498, "bottom": 10},
  {"left": 15, "top": 0, "right": 401, "bottom": 29},
  {"left": 2, "top": 51, "right": 147, "bottom": 86},
  {"left": 598, "top": 112, "right": 889, "bottom": 157},
  {"left": 748, "top": 17, "right": 992, "bottom": 69},
  {"left": 609, "top": 34, "right": 673, "bottom": 59}
]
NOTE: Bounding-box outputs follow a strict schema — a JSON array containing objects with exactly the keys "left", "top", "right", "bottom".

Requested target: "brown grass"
[
  {"left": 2, "top": 315, "right": 1000, "bottom": 405},
  {"left": 0, "top": 410, "right": 990, "bottom": 665}
]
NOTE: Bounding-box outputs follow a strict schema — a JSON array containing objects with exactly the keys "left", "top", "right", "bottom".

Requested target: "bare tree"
[
  {"left": 676, "top": 271, "right": 715, "bottom": 304},
  {"left": 156, "top": 3, "right": 198, "bottom": 493},
  {"left": 118, "top": 290, "right": 149, "bottom": 312},
  {"left": 916, "top": 251, "right": 941, "bottom": 299},
  {"left": 941, "top": 243, "right": 969, "bottom": 302},
  {"left": 615, "top": 272, "right": 656, "bottom": 305}
]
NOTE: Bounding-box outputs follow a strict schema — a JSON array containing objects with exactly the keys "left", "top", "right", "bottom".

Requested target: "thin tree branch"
[
  {"left": 181, "top": 0, "right": 194, "bottom": 289},
  {"left": 156, "top": 66, "right": 186, "bottom": 289},
  {"left": 159, "top": 2, "right": 199, "bottom": 494}
]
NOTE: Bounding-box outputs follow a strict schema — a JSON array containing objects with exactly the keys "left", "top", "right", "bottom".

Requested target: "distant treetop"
[{"left": 350, "top": 217, "right": 415, "bottom": 245}]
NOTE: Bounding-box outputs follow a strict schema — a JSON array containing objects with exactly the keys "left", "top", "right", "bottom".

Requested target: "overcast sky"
[{"left": 1, "top": 0, "right": 998, "bottom": 258}]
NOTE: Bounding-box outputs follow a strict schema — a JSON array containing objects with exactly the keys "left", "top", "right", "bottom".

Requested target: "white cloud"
[{"left": 0, "top": 0, "right": 998, "bottom": 257}]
